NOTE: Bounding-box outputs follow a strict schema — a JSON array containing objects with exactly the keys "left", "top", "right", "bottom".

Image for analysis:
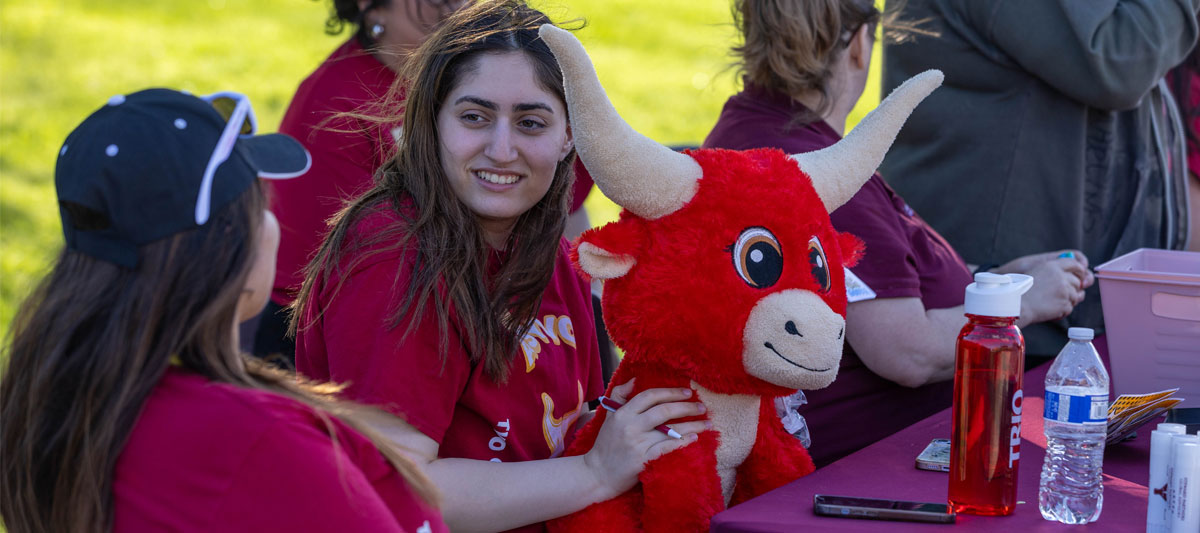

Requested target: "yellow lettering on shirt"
[
  {"left": 520, "top": 315, "right": 575, "bottom": 372},
  {"left": 541, "top": 381, "right": 585, "bottom": 457}
]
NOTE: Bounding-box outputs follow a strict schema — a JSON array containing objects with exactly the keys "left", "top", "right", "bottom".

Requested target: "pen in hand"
[{"left": 598, "top": 395, "right": 684, "bottom": 439}]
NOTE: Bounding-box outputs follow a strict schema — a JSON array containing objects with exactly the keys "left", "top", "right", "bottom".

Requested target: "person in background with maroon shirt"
[
  {"left": 293, "top": 2, "right": 707, "bottom": 531},
  {"left": 0, "top": 89, "right": 444, "bottom": 532},
  {"left": 704, "top": 0, "right": 1094, "bottom": 468},
  {"left": 256, "top": 0, "right": 465, "bottom": 365}
]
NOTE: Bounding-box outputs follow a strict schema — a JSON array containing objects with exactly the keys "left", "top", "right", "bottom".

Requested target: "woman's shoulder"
[
  {"left": 549, "top": 235, "right": 590, "bottom": 294},
  {"left": 706, "top": 86, "right": 837, "bottom": 154},
  {"left": 114, "top": 369, "right": 420, "bottom": 532},
  {"left": 339, "top": 199, "right": 416, "bottom": 261},
  {"left": 141, "top": 369, "right": 328, "bottom": 435},
  {"left": 348, "top": 199, "right": 409, "bottom": 236},
  {"left": 288, "top": 38, "right": 397, "bottom": 115},
  {"left": 118, "top": 370, "right": 350, "bottom": 493}
]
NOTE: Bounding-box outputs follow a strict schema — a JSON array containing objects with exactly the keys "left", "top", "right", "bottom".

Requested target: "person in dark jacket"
[{"left": 881, "top": 0, "right": 1198, "bottom": 356}]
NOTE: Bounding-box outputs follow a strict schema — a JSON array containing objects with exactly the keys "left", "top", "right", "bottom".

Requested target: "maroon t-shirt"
[
  {"left": 297, "top": 207, "right": 603, "bottom": 532},
  {"left": 269, "top": 39, "right": 400, "bottom": 306},
  {"left": 113, "top": 368, "right": 445, "bottom": 533},
  {"left": 704, "top": 83, "right": 970, "bottom": 467}
]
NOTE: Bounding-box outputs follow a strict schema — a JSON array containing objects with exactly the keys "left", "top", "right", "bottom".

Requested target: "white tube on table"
[
  {"left": 1149, "top": 424, "right": 1188, "bottom": 533},
  {"left": 1166, "top": 434, "right": 1200, "bottom": 532},
  {"left": 1168, "top": 439, "right": 1199, "bottom": 533}
]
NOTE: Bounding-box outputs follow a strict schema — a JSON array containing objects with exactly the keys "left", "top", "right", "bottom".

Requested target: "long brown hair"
[
  {"left": 733, "top": 0, "right": 926, "bottom": 118},
  {"left": 0, "top": 184, "right": 436, "bottom": 533},
  {"left": 294, "top": 0, "right": 576, "bottom": 382}
]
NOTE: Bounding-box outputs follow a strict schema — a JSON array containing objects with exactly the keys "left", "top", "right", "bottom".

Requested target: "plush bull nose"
[{"left": 784, "top": 321, "right": 802, "bottom": 337}]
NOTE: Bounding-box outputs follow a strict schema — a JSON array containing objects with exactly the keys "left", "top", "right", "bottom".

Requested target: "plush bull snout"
[{"left": 742, "top": 290, "right": 845, "bottom": 390}]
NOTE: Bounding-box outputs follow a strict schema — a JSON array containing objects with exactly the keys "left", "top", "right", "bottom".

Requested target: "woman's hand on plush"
[{"left": 582, "top": 380, "right": 707, "bottom": 499}]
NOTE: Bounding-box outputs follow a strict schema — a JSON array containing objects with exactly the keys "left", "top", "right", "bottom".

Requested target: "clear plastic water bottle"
[{"left": 1039, "top": 327, "right": 1109, "bottom": 524}]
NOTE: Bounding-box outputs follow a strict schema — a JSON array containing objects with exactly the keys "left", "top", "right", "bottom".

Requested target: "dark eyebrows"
[
  {"left": 454, "top": 96, "right": 497, "bottom": 110},
  {"left": 514, "top": 102, "right": 554, "bottom": 113},
  {"left": 453, "top": 96, "right": 556, "bottom": 114}
]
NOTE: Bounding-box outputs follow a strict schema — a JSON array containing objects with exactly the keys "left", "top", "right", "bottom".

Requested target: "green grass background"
[{"left": 0, "top": 0, "right": 883, "bottom": 341}]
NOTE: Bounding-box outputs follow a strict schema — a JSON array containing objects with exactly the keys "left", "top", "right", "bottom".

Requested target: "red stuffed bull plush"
[{"left": 538, "top": 25, "right": 942, "bottom": 532}]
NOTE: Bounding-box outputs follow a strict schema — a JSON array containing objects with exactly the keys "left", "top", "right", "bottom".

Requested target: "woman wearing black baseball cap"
[{"left": 0, "top": 89, "right": 444, "bottom": 532}]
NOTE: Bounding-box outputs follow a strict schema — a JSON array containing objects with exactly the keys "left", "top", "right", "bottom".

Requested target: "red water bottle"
[{"left": 948, "top": 272, "right": 1033, "bottom": 516}]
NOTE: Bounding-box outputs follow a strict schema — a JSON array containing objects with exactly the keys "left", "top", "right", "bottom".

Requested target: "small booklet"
[{"left": 1105, "top": 388, "right": 1184, "bottom": 445}]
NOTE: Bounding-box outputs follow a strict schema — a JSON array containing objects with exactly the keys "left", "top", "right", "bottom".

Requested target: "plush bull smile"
[{"left": 763, "top": 342, "right": 831, "bottom": 372}]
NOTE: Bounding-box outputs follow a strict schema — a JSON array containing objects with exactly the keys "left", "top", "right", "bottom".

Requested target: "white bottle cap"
[
  {"left": 1158, "top": 423, "right": 1187, "bottom": 434},
  {"left": 1067, "top": 327, "right": 1094, "bottom": 340},
  {"left": 1070, "top": 326, "right": 1099, "bottom": 338},
  {"left": 1174, "top": 434, "right": 1200, "bottom": 445},
  {"left": 963, "top": 272, "right": 1034, "bottom": 318}
]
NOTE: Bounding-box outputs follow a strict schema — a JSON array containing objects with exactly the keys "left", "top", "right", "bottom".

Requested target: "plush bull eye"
[
  {"left": 732, "top": 227, "right": 782, "bottom": 289},
  {"left": 808, "top": 236, "right": 831, "bottom": 292}
]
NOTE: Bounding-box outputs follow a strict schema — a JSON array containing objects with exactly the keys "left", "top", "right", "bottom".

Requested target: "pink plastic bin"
[{"left": 1095, "top": 249, "right": 1200, "bottom": 407}]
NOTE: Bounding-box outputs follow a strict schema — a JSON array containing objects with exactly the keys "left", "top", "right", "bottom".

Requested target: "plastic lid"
[
  {"left": 963, "top": 272, "right": 1034, "bottom": 317},
  {"left": 1068, "top": 327, "right": 1094, "bottom": 340},
  {"left": 1158, "top": 423, "right": 1188, "bottom": 434}
]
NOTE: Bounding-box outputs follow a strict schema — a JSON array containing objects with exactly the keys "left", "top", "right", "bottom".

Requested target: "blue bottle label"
[{"left": 1043, "top": 391, "right": 1108, "bottom": 424}]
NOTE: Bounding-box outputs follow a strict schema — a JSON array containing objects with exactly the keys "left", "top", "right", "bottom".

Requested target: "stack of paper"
[{"left": 1106, "top": 389, "right": 1184, "bottom": 445}]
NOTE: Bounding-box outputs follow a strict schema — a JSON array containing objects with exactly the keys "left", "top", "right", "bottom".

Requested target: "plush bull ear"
[
  {"left": 570, "top": 219, "right": 648, "bottom": 280},
  {"left": 838, "top": 231, "right": 865, "bottom": 268},
  {"left": 575, "top": 242, "right": 636, "bottom": 280}
]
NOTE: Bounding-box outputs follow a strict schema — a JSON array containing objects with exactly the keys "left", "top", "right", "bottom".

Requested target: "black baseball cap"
[{"left": 54, "top": 88, "right": 311, "bottom": 267}]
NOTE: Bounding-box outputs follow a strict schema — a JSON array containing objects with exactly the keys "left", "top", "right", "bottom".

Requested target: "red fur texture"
[{"left": 551, "top": 148, "right": 861, "bottom": 532}]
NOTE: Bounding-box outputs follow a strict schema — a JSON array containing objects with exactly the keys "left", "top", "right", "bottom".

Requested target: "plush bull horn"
[
  {"left": 792, "top": 69, "right": 943, "bottom": 212},
  {"left": 539, "top": 24, "right": 702, "bottom": 220}
]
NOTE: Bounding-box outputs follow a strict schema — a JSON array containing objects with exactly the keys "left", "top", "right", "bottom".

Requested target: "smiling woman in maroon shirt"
[
  {"left": 293, "top": 2, "right": 705, "bottom": 531},
  {"left": 705, "top": 0, "right": 1094, "bottom": 467}
]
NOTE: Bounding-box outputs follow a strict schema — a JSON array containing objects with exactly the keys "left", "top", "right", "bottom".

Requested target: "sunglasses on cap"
[
  {"left": 204, "top": 92, "right": 258, "bottom": 135},
  {"left": 194, "top": 91, "right": 257, "bottom": 225}
]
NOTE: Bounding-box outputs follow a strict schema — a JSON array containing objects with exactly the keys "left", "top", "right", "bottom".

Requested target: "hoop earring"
[{"left": 370, "top": 23, "right": 385, "bottom": 40}]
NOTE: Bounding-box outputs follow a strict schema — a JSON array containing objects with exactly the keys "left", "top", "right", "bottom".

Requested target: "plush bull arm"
[{"left": 729, "top": 398, "right": 816, "bottom": 507}]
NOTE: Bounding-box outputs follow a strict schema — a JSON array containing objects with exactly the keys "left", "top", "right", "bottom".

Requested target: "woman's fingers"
[
  {"left": 1080, "top": 266, "right": 1096, "bottom": 289},
  {"left": 622, "top": 386, "right": 693, "bottom": 414},
  {"left": 608, "top": 378, "right": 636, "bottom": 404},
  {"left": 646, "top": 433, "right": 700, "bottom": 462},
  {"left": 639, "top": 401, "right": 707, "bottom": 432},
  {"left": 583, "top": 386, "right": 709, "bottom": 497},
  {"left": 1055, "top": 257, "right": 1088, "bottom": 280},
  {"left": 667, "top": 420, "right": 712, "bottom": 437}
]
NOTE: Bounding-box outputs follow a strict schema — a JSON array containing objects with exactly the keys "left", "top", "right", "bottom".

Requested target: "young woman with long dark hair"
[
  {"left": 293, "top": 2, "right": 706, "bottom": 531},
  {"left": 0, "top": 89, "right": 443, "bottom": 532}
]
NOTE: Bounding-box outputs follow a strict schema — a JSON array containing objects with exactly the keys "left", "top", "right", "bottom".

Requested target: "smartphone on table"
[
  {"left": 915, "top": 438, "right": 950, "bottom": 472},
  {"left": 813, "top": 494, "right": 956, "bottom": 524}
]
